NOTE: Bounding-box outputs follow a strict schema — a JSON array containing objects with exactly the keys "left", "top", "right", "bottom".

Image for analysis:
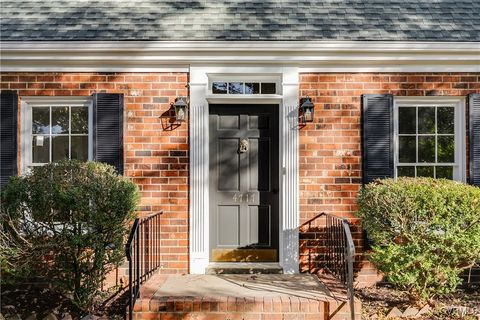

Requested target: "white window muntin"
[
  {"left": 393, "top": 97, "right": 466, "bottom": 182},
  {"left": 21, "top": 97, "right": 93, "bottom": 172}
]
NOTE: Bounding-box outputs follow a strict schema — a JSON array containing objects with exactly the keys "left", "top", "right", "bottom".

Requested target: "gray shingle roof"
[{"left": 1, "top": 0, "right": 479, "bottom": 42}]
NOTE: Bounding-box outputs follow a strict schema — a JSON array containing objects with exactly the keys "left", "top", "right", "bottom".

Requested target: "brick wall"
[
  {"left": 2, "top": 72, "right": 479, "bottom": 287},
  {"left": 298, "top": 72, "right": 480, "bottom": 286},
  {"left": 1, "top": 72, "right": 190, "bottom": 275}
]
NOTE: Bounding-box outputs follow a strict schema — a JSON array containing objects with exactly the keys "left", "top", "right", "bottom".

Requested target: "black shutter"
[
  {"left": 93, "top": 93, "right": 124, "bottom": 174},
  {"left": 470, "top": 93, "right": 480, "bottom": 186},
  {"left": 0, "top": 91, "right": 18, "bottom": 189},
  {"left": 362, "top": 94, "right": 394, "bottom": 184}
]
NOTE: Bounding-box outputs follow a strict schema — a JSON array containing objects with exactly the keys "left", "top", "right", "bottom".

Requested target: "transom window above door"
[
  {"left": 394, "top": 97, "right": 465, "bottom": 181},
  {"left": 211, "top": 82, "right": 277, "bottom": 95},
  {"left": 21, "top": 97, "right": 92, "bottom": 170}
]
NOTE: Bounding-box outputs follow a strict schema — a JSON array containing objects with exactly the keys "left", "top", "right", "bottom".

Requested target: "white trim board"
[
  {"left": 1, "top": 41, "right": 479, "bottom": 72},
  {"left": 3, "top": 41, "right": 479, "bottom": 52},
  {"left": 189, "top": 65, "right": 300, "bottom": 274}
]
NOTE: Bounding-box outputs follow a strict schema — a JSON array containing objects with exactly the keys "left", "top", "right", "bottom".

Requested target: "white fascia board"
[
  {"left": 1, "top": 40, "right": 479, "bottom": 72},
  {"left": 2, "top": 40, "right": 479, "bottom": 52}
]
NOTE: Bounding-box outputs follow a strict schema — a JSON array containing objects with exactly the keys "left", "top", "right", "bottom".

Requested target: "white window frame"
[
  {"left": 20, "top": 96, "right": 93, "bottom": 173},
  {"left": 207, "top": 74, "right": 282, "bottom": 96},
  {"left": 393, "top": 96, "right": 466, "bottom": 182}
]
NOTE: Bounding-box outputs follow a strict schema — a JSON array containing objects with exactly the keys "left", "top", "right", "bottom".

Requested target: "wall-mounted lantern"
[
  {"left": 299, "top": 97, "right": 315, "bottom": 124},
  {"left": 173, "top": 97, "right": 188, "bottom": 123}
]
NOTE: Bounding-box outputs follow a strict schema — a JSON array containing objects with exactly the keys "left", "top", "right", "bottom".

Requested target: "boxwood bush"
[
  {"left": 0, "top": 160, "right": 139, "bottom": 310},
  {"left": 357, "top": 177, "right": 480, "bottom": 301}
]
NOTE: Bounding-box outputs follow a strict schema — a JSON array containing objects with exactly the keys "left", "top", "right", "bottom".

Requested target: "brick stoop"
[{"left": 131, "top": 274, "right": 362, "bottom": 320}]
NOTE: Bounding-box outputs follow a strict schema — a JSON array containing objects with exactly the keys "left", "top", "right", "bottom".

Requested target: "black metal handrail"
[
  {"left": 125, "top": 211, "right": 162, "bottom": 320},
  {"left": 304, "top": 212, "right": 356, "bottom": 320}
]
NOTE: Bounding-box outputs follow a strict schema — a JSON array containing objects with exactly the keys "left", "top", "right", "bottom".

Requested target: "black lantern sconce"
[
  {"left": 299, "top": 96, "right": 315, "bottom": 125},
  {"left": 173, "top": 96, "right": 188, "bottom": 123}
]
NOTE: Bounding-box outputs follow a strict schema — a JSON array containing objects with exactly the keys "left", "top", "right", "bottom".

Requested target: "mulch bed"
[
  {"left": 356, "top": 283, "right": 480, "bottom": 319},
  {"left": 0, "top": 283, "right": 127, "bottom": 320}
]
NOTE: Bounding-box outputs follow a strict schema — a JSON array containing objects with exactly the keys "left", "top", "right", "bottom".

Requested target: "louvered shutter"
[
  {"left": 93, "top": 93, "right": 124, "bottom": 174},
  {"left": 0, "top": 91, "right": 18, "bottom": 189},
  {"left": 470, "top": 93, "right": 480, "bottom": 186},
  {"left": 362, "top": 94, "right": 394, "bottom": 184}
]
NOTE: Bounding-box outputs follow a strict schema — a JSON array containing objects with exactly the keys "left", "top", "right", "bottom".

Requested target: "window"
[
  {"left": 394, "top": 97, "right": 466, "bottom": 181},
  {"left": 21, "top": 97, "right": 92, "bottom": 171},
  {"left": 212, "top": 81, "right": 277, "bottom": 95}
]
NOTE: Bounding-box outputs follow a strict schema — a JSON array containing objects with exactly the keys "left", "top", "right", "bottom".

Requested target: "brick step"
[
  {"left": 131, "top": 274, "right": 361, "bottom": 320},
  {"left": 135, "top": 312, "right": 330, "bottom": 319},
  {"left": 133, "top": 296, "right": 361, "bottom": 320}
]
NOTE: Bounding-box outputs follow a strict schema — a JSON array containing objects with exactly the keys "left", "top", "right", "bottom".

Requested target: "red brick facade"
[
  {"left": 2, "top": 72, "right": 479, "bottom": 286},
  {"left": 298, "top": 72, "right": 479, "bottom": 223},
  {"left": 298, "top": 72, "right": 479, "bottom": 286},
  {"left": 1, "top": 72, "right": 190, "bottom": 274}
]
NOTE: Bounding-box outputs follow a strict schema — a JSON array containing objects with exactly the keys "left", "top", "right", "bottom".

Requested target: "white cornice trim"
[
  {"left": 2, "top": 41, "right": 479, "bottom": 52},
  {"left": 1, "top": 40, "right": 479, "bottom": 72}
]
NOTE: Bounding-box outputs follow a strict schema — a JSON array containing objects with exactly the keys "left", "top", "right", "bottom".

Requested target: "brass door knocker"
[{"left": 239, "top": 138, "right": 249, "bottom": 153}]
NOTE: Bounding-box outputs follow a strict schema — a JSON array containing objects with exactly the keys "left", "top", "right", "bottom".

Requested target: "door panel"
[
  {"left": 209, "top": 104, "right": 279, "bottom": 262},
  {"left": 249, "top": 138, "right": 271, "bottom": 191},
  {"left": 219, "top": 115, "right": 240, "bottom": 130},
  {"left": 218, "top": 138, "right": 240, "bottom": 191},
  {"left": 248, "top": 115, "right": 270, "bottom": 129},
  {"left": 248, "top": 205, "right": 271, "bottom": 246},
  {"left": 217, "top": 206, "right": 240, "bottom": 246}
]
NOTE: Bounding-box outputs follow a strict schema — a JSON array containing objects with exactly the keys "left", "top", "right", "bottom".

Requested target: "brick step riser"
[
  {"left": 131, "top": 300, "right": 362, "bottom": 320},
  {"left": 133, "top": 312, "right": 360, "bottom": 320}
]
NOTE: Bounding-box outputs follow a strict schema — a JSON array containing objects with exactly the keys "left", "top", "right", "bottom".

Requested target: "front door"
[{"left": 209, "top": 104, "right": 279, "bottom": 262}]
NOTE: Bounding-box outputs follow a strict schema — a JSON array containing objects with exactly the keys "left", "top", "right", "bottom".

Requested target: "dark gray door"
[{"left": 209, "top": 104, "right": 279, "bottom": 262}]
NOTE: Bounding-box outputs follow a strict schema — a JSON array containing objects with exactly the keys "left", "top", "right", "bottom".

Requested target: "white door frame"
[{"left": 189, "top": 65, "right": 300, "bottom": 274}]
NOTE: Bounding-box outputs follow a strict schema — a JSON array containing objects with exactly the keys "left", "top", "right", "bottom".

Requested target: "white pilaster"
[
  {"left": 280, "top": 67, "right": 300, "bottom": 273},
  {"left": 189, "top": 67, "right": 210, "bottom": 274}
]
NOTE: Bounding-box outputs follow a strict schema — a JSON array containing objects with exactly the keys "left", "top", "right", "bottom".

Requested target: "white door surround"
[{"left": 189, "top": 66, "right": 300, "bottom": 274}]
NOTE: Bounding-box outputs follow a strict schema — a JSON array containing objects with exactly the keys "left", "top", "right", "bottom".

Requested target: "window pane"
[
  {"left": 399, "top": 107, "right": 416, "bottom": 134},
  {"left": 418, "top": 107, "right": 435, "bottom": 134},
  {"left": 417, "top": 166, "right": 434, "bottom": 177},
  {"left": 438, "top": 136, "right": 455, "bottom": 163},
  {"left": 418, "top": 136, "right": 435, "bottom": 162},
  {"left": 32, "top": 136, "right": 50, "bottom": 163},
  {"left": 71, "top": 107, "right": 88, "bottom": 134},
  {"left": 399, "top": 136, "right": 416, "bottom": 163},
  {"left": 245, "top": 83, "right": 260, "bottom": 94},
  {"left": 436, "top": 166, "right": 453, "bottom": 179},
  {"left": 52, "top": 136, "right": 69, "bottom": 161},
  {"left": 397, "top": 166, "right": 415, "bottom": 177},
  {"left": 71, "top": 136, "right": 88, "bottom": 161},
  {"left": 261, "top": 83, "right": 276, "bottom": 94},
  {"left": 51, "top": 107, "right": 69, "bottom": 134},
  {"left": 212, "top": 82, "right": 227, "bottom": 94},
  {"left": 437, "top": 107, "right": 454, "bottom": 134},
  {"left": 32, "top": 107, "right": 50, "bottom": 134},
  {"left": 228, "top": 82, "right": 244, "bottom": 94}
]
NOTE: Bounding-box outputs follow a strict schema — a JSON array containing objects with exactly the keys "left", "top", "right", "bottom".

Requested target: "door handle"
[{"left": 239, "top": 139, "right": 249, "bottom": 153}]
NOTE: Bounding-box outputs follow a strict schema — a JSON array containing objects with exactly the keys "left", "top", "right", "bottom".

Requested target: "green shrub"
[
  {"left": 357, "top": 177, "right": 480, "bottom": 301},
  {"left": 0, "top": 160, "right": 139, "bottom": 309}
]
